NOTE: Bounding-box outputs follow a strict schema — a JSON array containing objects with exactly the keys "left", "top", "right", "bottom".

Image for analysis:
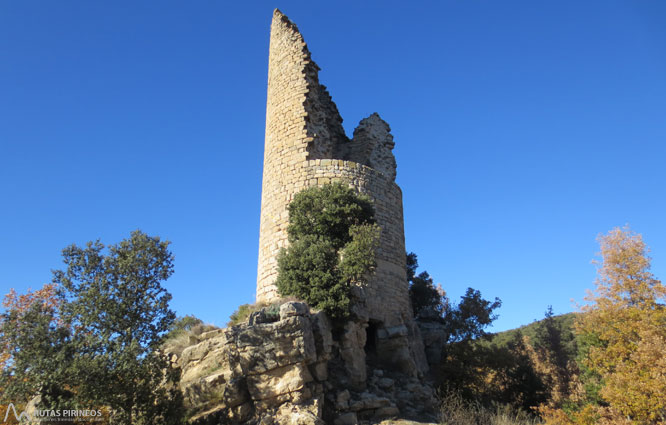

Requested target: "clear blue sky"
[{"left": 2, "top": 1, "right": 665, "bottom": 332}]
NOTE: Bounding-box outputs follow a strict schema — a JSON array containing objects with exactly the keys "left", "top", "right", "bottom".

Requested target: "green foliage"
[
  {"left": 227, "top": 303, "right": 258, "bottom": 327},
  {"left": 2, "top": 231, "right": 184, "bottom": 425},
  {"left": 488, "top": 312, "right": 577, "bottom": 353},
  {"left": 406, "top": 251, "right": 419, "bottom": 282},
  {"left": 440, "top": 332, "right": 548, "bottom": 413},
  {"left": 169, "top": 315, "right": 204, "bottom": 337},
  {"left": 276, "top": 183, "right": 379, "bottom": 321},
  {"left": 410, "top": 271, "right": 443, "bottom": 316},
  {"left": 573, "top": 330, "right": 605, "bottom": 408},
  {"left": 339, "top": 225, "right": 381, "bottom": 284},
  {"left": 500, "top": 333, "right": 549, "bottom": 411},
  {"left": 532, "top": 306, "right": 577, "bottom": 407},
  {"left": 406, "top": 252, "right": 542, "bottom": 411},
  {"left": 444, "top": 288, "right": 502, "bottom": 343},
  {"left": 163, "top": 315, "right": 216, "bottom": 358},
  {"left": 432, "top": 285, "right": 547, "bottom": 414},
  {"left": 406, "top": 252, "right": 444, "bottom": 316},
  {"left": 0, "top": 285, "right": 71, "bottom": 406},
  {"left": 286, "top": 183, "right": 375, "bottom": 250}
]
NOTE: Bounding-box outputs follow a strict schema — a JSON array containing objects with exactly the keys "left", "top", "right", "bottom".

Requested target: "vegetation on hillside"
[
  {"left": 430, "top": 226, "right": 666, "bottom": 425},
  {"left": 539, "top": 227, "right": 666, "bottom": 425},
  {"left": 162, "top": 315, "right": 218, "bottom": 357},
  {"left": 1, "top": 202, "right": 662, "bottom": 425},
  {"left": 407, "top": 252, "right": 546, "bottom": 411},
  {"left": 486, "top": 312, "right": 577, "bottom": 351}
]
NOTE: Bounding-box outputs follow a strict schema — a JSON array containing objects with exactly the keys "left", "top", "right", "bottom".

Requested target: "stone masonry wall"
[
  {"left": 259, "top": 159, "right": 409, "bottom": 326},
  {"left": 257, "top": 9, "right": 412, "bottom": 328}
]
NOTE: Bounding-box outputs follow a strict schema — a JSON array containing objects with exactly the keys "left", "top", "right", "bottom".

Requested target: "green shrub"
[
  {"left": 406, "top": 252, "right": 445, "bottom": 317},
  {"left": 167, "top": 315, "right": 204, "bottom": 339},
  {"left": 227, "top": 303, "right": 264, "bottom": 327},
  {"left": 276, "top": 183, "right": 378, "bottom": 320}
]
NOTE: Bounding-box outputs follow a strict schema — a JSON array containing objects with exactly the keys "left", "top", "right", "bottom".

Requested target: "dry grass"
[
  {"left": 163, "top": 322, "right": 218, "bottom": 357},
  {"left": 226, "top": 296, "right": 304, "bottom": 327},
  {"left": 439, "top": 391, "right": 542, "bottom": 425}
]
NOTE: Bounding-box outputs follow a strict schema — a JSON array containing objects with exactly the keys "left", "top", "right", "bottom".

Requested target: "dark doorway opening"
[{"left": 365, "top": 320, "right": 380, "bottom": 356}]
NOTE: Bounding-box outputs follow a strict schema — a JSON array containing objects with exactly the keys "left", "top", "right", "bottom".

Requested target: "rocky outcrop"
[
  {"left": 415, "top": 309, "right": 449, "bottom": 367},
  {"left": 174, "top": 301, "right": 437, "bottom": 424}
]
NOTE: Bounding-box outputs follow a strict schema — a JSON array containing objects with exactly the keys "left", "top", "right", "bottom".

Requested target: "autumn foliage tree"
[
  {"left": 0, "top": 283, "right": 68, "bottom": 406},
  {"left": 574, "top": 227, "right": 666, "bottom": 424}
]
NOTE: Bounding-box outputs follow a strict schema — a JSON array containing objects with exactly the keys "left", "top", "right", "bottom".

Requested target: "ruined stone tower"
[{"left": 257, "top": 10, "right": 421, "bottom": 350}]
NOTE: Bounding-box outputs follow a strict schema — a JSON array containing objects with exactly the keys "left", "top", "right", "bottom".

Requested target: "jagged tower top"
[
  {"left": 257, "top": 11, "right": 406, "bottom": 327},
  {"left": 265, "top": 8, "right": 349, "bottom": 161}
]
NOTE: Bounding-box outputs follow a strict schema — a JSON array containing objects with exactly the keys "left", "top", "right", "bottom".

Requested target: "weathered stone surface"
[
  {"left": 180, "top": 302, "right": 326, "bottom": 422},
  {"left": 377, "top": 377, "right": 394, "bottom": 390},
  {"left": 377, "top": 334, "right": 417, "bottom": 377},
  {"left": 280, "top": 302, "right": 310, "bottom": 319},
  {"left": 181, "top": 334, "right": 228, "bottom": 365},
  {"left": 333, "top": 412, "right": 358, "bottom": 425},
  {"left": 416, "top": 318, "right": 447, "bottom": 367},
  {"left": 349, "top": 392, "right": 391, "bottom": 411},
  {"left": 374, "top": 406, "right": 401, "bottom": 419},
  {"left": 343, "top": 113, "right": 397, "bottom": 180},
  {"left": 311, "top": 361, "right": 328, "bottom": 382},
  {"left": 275, "top": 400, "right": 324, "bottom": 425},
  {"left": 335, "top": 390, "right": 350, "bottom": 410},
  {"left": 181, "top": 342, "right": 241, "bottom": 384},
  {"left": 311, "top": 312, "right": 333, "bottom": 359},
  {"left": 340, "top": 321, "right": 367, "bottom": 390},
  {"left": 246, "top": 363, "right": 313, "bottom": 401},
  {"left": 178, "top": 300, "right": 438, "bottom": 424},
  {"left": 236, "top": 316, "right": 317, "bottom": 375},
  {"left": 200, "top": 328, "right": 225, "bottom": 340}
]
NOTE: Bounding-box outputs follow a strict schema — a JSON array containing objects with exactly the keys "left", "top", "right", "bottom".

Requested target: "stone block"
[
  {"left": 246, "top": 363, "right": 313, "bottom": 401},
  {"left": 280, "top": 301, "right": 310, "bottom": 319}
]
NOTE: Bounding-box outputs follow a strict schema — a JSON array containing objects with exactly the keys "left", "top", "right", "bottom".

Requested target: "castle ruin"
[
  {"left": 173, "top": 12, "right": 438, "bottom": 423},
  {"left": 257, "top": 10, "right": 414, "bottom": 335}
]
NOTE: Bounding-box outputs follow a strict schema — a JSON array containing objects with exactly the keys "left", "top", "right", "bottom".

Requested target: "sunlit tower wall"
[{"left": 257, "top": 9, "right": 413, "bottom": 330}]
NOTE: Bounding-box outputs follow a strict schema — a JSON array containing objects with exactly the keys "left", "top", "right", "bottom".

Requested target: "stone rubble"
[{"left": 174, "top": 302, "right": 438, "bottom": 424}]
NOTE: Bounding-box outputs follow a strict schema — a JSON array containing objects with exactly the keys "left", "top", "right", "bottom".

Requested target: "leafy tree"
[
  {"left": 285, "top": 183, "right": 375, "bottom": 250},
  {"left": 276, "top": 183, "right": 379, "bottom": 320},
  {"left": 0, "top": 284, "right": 71, "bottom": 406},
  {"left": 574, "top": 226, "right": 666, "bottom": 424},
  {"left": 54, "top": 230, "right": 183, "bottom": 425},
  {"left": 2, "top": 231, "right": 184, "bottom": 425},
  {"left": 532, "top": 306, "right": 577, "bottom": 408},
  {"left": 437, "top": 288, "right": 509, "bottom": 403},
  {"left": 443, "top": 288, "right": 501, "bottom": 343},
  {"left": 498, "top": 332, "right": 549, "bottom": 411},
  {"left": 406, "top": 252, "right": 419, "bottom": 282},
  {"left": 405, "top": 252, "right": 444, "bottom": 317}
]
